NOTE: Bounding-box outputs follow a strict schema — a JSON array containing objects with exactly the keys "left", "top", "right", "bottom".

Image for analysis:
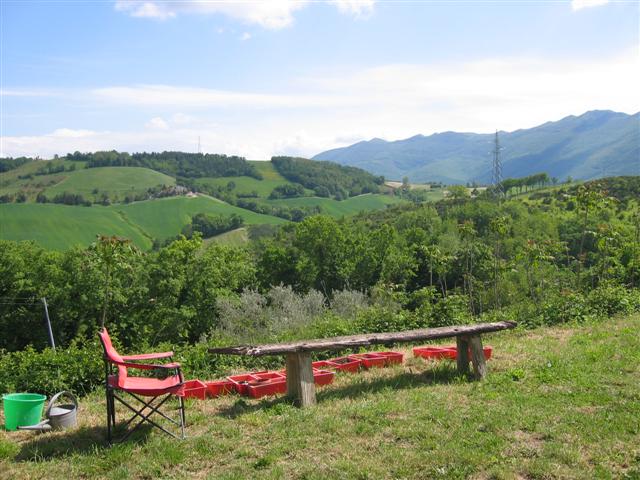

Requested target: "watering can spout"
[{"left": 18, "top": 419, "right": 52, "bottom": 431}]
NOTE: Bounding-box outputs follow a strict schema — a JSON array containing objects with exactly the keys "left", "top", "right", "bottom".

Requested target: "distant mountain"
[{"left": 313, "top": 110, "right": 640, "bottom": 183}]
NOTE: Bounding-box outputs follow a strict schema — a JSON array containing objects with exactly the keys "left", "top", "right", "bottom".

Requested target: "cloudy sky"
[{"left": 1, "top": 0, "right": 639, "bottom": 159}]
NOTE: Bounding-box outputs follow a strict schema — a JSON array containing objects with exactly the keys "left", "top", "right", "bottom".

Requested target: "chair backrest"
[{"left": 98, "top": 328, "right": 127, "bottom": 386}]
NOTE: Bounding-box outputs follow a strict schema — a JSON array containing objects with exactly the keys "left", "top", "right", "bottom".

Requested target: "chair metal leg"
[
  {"left": 179, "top": 395, "right": 186, "bottom": 439},
  {"left": 106, "top": 388, "right": 113, "bottom": 445}
]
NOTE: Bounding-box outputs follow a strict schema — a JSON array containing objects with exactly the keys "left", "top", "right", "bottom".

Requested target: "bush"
[
  {"left": 539, "top": 291, "right": 594, "bottom": 325},
  {"left": 0, "top": 341, "right": 103, "bottom": 396},
  {"left": 587, "top": 284, "right": 639, "bottom": 317}
]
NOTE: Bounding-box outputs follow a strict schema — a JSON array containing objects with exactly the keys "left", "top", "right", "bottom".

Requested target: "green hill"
[
  {"left": 44, "top": 167, "right": 176, "bottom": 201},
  {"left": 265, "top": 193, "right": 404, "bottom": 216},
  {"left": 114, "top": 195, "right": 285, "bottom": 242},
  {"left": 0, "top": 196, "right": 286, "bottom": 250},
  {"left": 195, "top": 161, "right": 307, "bottom": 198},
  {"left": 0, "top": 203, "right": 153, "bottom": 250}
]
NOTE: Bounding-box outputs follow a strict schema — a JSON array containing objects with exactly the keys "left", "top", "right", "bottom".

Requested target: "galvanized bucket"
[{"left": 18, "top": 391, "right": 78, "bottom": 432}]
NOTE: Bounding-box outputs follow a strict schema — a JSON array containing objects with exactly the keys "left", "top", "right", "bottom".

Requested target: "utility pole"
[{"left": 491, "top": 130, "right": 504, "bottom": 199}]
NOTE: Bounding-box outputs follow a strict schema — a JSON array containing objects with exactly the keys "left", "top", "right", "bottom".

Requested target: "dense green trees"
[
  {"left": 271, "top": 156, "right": 384, "bottom": 200},
  {"left": 0, "top": 177, "right": 638, "bottom": 356},
  {"left": 65, "top": 150, "right": 262, "bottom": 179}
]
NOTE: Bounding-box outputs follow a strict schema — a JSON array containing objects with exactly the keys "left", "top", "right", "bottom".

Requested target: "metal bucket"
[{"left": 18, "top": 391, "right": 78, "bottom": 432}]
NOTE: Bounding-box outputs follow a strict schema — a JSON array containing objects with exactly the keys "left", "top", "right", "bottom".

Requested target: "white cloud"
[
  {"left": 113, "top": 1, "right": 375, "bottom": 28},
  {"left": 240, "top": 32, "right": 252, "bottom": 41},
  {"left": 329, "top": 0, "right": 375, "bottom": 18},
  {"left": 3, "top": 49, "right": 638, "bottom": 159},
  {"left": 571, "top": 0, "right": 610, "bottom": 11},
  {"left": 114, "top": 0, "right": 308, "bottom": 29},
  {"left": 145, "top": 116, "right": 169, "bottom": 130}
]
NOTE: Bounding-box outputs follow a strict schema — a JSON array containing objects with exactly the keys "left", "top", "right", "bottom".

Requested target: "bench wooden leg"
[
  {"left": 285, "top": 352, "right": 316, "bottom": 408},
  {"left": 468, "top": 335, "right": 487, "bottom": 379},
  {"left": 456, "top": 336, "right": 470, "bottom": 375}
]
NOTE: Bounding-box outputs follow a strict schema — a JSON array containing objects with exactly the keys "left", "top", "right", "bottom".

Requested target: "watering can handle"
[{"left": 46, "top": 391, "right": 78, "bottom": 417}]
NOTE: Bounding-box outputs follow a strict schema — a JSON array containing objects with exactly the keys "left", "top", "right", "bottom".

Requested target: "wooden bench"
[{"left": 209, "top": 321, "right": 516, "bottom": 407}]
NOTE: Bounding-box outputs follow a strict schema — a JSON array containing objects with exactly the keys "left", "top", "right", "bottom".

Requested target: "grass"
[
  {"left": 195, "top": 161, "right": 312, "bottom": 198},
  {"left": 204, "top": 228, "right": 250, "bottom": 247},
  {"left": 0, "top": 160, "right": 85, "bottom": 198},
  {"left": 113, "top": 196, "right": 285, "bottom": 242},
  {"left": 2, "top": 313, "right": 639, "bottom": 479},
  {"left": 43, "top": 167, "right": 175, "bottom": 201},
  {"left": 0, "top": 196, "right": 285, "bottom": 250},
  {"left": 0, "top": 203, "right": 153, "bottom": 250},
  {"left": 264, "top": 193, "right": 406, "bottom": 217}
]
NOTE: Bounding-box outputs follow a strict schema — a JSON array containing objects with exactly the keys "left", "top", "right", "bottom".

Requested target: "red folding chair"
[{"left": 98, "top": 328, "right": 186, "bottom": 444}]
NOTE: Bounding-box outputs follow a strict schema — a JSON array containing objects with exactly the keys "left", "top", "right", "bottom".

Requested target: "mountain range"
[{"left": 313, "top": 110, "right": 640, "bottom": 183}]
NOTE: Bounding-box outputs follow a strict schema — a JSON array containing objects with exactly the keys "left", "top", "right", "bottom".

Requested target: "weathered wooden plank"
[
  {"left": 209, "top": 321, "right": 516, "bottom": 357},
  {"left": 456, "top": 336, "right": 470, "bottom": 375},
  {"left": 468, "top": 335, "right": 487, "bottom": 379},
  {"left": 285, "top": 352, "right": 316, "bottom": 407}
]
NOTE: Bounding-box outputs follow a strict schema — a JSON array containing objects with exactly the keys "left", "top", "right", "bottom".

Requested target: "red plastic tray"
[
  {"left": 227, "top": 373, "right": 259, "bottom": 395},
  {"left": 348, "top": 353, "right": 386, "bottom": 369},
  {"left": 204, "top": 379, "right": 235, "bottom": 398},
  {"left": 181, "top": 379, "right": 207, "bottom": 400},
  {"left": 252, "top": 371, "right": 286, "bottom": 381},
  {"left": 246, "top": 377, "right": 287, "bottom": 398},
  {"left": 327, "top": 356, "right": 361, "bottom": 373},
  {"left": 413, "top": 345, "right": 492, "bottom": 360},
  {"left": 312, "top": 368, "right": 335, "bottom": 386},
  {"left": 376, "top": 351, "right": 404, "bottom": 365},
  {"left": 312, "top": 360, "right": 335, "bottom": 370}
]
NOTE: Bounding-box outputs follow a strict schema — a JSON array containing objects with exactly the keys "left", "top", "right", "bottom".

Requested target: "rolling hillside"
[
  {"left": 264, "top": 193, "right": 405, "bottom": 217},
  {"left": 313, "top": 110, "right": 640, "bottom": 183}
]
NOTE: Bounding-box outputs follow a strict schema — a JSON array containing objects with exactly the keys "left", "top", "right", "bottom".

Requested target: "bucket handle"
[{"left": 46, "top": 391, "right": 78, "bottom": 417}]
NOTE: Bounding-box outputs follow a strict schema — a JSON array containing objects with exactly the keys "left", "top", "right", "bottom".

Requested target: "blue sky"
[{"left": 1, "top": 0, "right": 639, "bottom": 158}]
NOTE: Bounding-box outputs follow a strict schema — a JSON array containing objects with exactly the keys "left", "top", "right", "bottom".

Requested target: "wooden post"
[
  {"left": 468, "top": 335, "right": 487, "bottom": 379},
  {"left": 456, "top": 336, "right": 470, "bottom": 375},
  {"left": 285, "top": 351, "right": 316, "bottom": 407}
]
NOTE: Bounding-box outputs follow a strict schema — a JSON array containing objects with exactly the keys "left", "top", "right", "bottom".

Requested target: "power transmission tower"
[
  {"left": 491, "top": 130, "right": 504, "bottom": 199},
  {"left": 197, "top": 136, "right": 201, "bottom": 154}
]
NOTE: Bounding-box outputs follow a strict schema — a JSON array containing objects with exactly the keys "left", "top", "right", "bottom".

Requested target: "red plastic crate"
[
  {"left": 376, "top": 351, "right": 404, "bottom": 365},
  {"left": 253, "top": 370, "right": 286, "bottom": 381},
  {"left": 327, "top": 356, "right": 361, "bottom": 373},
  {"left": 348, "top": 353, "right": 386, "bottom": 369},
  {"left": 312, "top": 368, "right": 335, "bottom": 386},
  {"left": 227, "top": 373, "right": 259, "bottom": 396},
  {"left": 413, "top": 346, "right": 457, "bottom": 360},
  {"left": 246, "top": 377, "right": 287, "bottom": 398},
  {"left": 181, "top": 379, "right": 207, "bottom": 400},
  {"left": 312, "top": 360, "right": 335, "bottom": 370},
  {"left": 413, "top": 345, "right": 493, "bottom": 361},
  {"left": 204, "top": 379, "right": 235, "bottom": 398}
]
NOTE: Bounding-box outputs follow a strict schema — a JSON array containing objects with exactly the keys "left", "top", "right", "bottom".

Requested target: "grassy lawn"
[{"left": 2, "top": 314, "right": 639, "bottom": 479}]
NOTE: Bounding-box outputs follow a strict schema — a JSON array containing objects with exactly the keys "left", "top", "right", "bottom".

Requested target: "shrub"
[
  {"left": 539, "top": 291, "right": 594, "bottom": 325},
  {"left": 586, "top": 283, "right": 639, "bottom": 317},
  {"left": 0, "top": 341, "right": 102, "bottom": 396}
]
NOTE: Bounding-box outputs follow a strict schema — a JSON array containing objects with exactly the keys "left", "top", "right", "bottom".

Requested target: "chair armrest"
[
  {"left": 110, "top": 360, "right": 182, "bottom": 371},
  {"left": 121, "top": 351, "right": 174, "bottom": 361}
]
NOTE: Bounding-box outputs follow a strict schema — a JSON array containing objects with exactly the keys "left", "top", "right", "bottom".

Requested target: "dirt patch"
[{"left": 504, "top": 430, "right": 545, "bottom": 458}]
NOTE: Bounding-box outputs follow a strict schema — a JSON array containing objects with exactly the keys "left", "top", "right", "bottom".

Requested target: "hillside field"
[
  {"left": 43, "top": 167, "right": 175, "bottom": 201},
  {"left": 0, "top": 196, "right": 285, "bottom": 250},
  {"left": 265, "top": 193, "right": 405, "bottom": 216},
  {"left": 1, "top": 313, "right": 638, "bottom": 479}
]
